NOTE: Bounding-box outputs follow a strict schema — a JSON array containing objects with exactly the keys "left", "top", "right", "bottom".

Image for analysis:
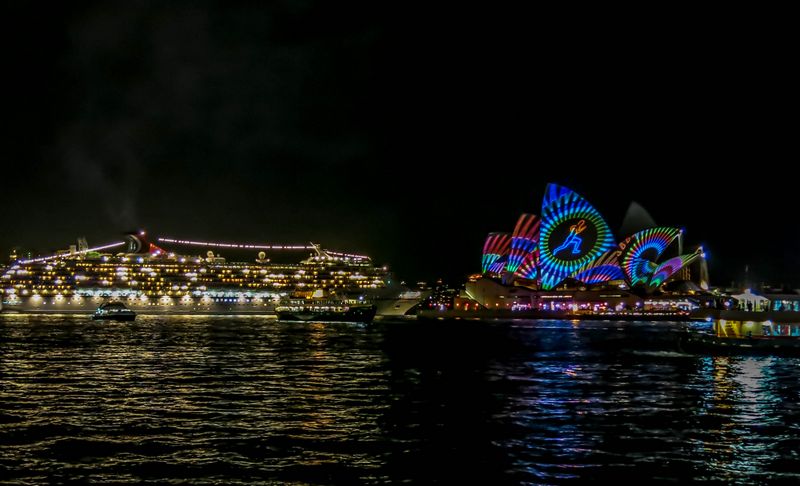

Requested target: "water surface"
[{"left": 2, "top": 315, "right": 799, "bottom": 484}]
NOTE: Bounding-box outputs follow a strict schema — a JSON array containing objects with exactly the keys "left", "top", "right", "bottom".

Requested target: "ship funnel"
[{"left": 124, "top": 231, "right": 150, "bottom": 254}]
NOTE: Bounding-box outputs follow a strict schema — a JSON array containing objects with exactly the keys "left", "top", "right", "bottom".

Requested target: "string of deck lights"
[
  {"left": 18, "top": 242, "right": 126, "bottom": 264},
  {"left": 158, "top": 238, "right": 370, "bottom": 260},
  {"left": 157, "top": 237, "right": 315, "bottom": 251}
]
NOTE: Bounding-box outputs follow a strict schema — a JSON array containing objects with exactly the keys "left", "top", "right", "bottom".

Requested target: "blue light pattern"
[{"left": 538, "top": 184, "right": 615, "bottom": 289}]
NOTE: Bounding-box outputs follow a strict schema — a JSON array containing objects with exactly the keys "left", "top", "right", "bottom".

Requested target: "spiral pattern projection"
[
  {"left": 538, "top": 184, "right": 615, "bottom": 290},
  {"left": 481, "top": 233, "right": 511, "bottom": 274},
  {"left": 505, "top": 214, "right": 540, "bottom": 275},
  {"left": 618, "top": 227, "right": 681, "bottom": 286},
  {"left": 649, "top": 251, "right": 702, "bottom": 287},
  {"left": 571, "top": 249, "right": 625, "bottom": 284}
]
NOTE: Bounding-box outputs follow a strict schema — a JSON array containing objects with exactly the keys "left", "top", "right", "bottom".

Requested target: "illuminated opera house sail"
[
  {"left": 479, "top": 183, "right": 706, "bottom": 292},
  {"left": 0, "top": 232, "right": 419, "bottom": 315}
]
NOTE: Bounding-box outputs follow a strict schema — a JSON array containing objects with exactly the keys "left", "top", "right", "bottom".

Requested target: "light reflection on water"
[{"left": 1, "top": 315, "right": 800, "bottom": 483}]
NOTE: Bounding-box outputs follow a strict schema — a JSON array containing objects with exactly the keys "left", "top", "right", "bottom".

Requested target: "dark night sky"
[{"left": 1, "top": 2, "right": 796, "bottom": 287}]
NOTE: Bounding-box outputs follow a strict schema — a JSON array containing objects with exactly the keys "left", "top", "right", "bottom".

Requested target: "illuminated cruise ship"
[{"left": 0, "top": 232, "right": 423, "bottom": 316}]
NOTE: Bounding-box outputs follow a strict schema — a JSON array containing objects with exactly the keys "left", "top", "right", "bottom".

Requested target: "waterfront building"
[{"left": 468, "top": 183, "right": 711, "bottom": 313}]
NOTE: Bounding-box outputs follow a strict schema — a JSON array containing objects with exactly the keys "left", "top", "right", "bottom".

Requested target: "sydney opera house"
[{"left": 464, "top": 183, "right": 711, "bottom": 316}]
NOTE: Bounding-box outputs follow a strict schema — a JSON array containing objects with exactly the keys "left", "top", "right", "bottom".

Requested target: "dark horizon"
[{"left": 2, "top": 2, "right": 795, "bottom": 287}]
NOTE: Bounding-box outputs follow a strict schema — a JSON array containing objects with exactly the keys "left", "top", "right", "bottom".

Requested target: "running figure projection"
[
  {"left": 552, "top": 219, "right": 587, "bottom": 256},
  {"left": 538, "top": 184, "right": 615, "bottom": 290}
]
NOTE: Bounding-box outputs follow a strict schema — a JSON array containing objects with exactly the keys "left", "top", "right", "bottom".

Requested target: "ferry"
[{"left": 275, "top": 298, "right": 377, "bottom": 323}]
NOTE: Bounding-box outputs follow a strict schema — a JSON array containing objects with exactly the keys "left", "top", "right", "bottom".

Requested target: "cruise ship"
[{"left": 0, "top": 232, "right": 425, "bottom": 316}]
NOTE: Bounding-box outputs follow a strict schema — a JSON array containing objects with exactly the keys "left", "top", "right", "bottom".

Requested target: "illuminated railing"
[
  {"left": 158, "top": 237, "right": 315, "bottom": 250},
  {"left": 19, "top": 242, "right": 126, "bottom": 264},
  {"left": 324, "top": 250, "right": 370, "bottom": 260}
]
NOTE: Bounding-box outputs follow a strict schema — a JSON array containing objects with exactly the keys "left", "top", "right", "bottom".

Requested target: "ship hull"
[
  {"left": 417, "top": 308, "right": 691, "bottom": 321},
  {"left": 1, "top": 296, "right": 402, "bottom": 318},
  {"left": 691, "top": 308, "right": 800, "bottom": 324},
  {"left": 92, "top": 313, "right": 137, "bottom": 322},
  {"left": 679, "top": 332, "right": 800, "bottom": 355},
  {"left": 0, "top": 297, "right": 277, "bottom": 315}
]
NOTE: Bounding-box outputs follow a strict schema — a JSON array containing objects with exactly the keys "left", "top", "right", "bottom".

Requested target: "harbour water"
[{"left": 2, "top": 316, "right": 800, "bottom": 483}]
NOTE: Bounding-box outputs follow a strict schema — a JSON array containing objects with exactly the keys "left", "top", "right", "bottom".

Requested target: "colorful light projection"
[
  {"left": 514, "top": 252, "right": 539, "bottom": 280},
  {"left": 538, "top": 184, "right": 615, "bottom": 289},
  {"left": 488, "top": 258, "right": 508, "bottom": 274},
  {"left": 649, "top": 251, "right": 702, "bottom": 287},
  {"left": 481, "top": 232, "right": 511, "bottom": 273},
  {"left": 618, "top": 227, "right": 681, "bottom": 286},
  {"left": 625, "top": 258, "right": 658, "bottom": 287},
  {"left": 505, "top": 214, "right": 540, "bottom": 275},
  {"left": 570, "top": 249, "right": 625, "bottom": 284}
]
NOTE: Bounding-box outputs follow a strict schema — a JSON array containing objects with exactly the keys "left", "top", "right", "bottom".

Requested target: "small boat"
[
  {"left": 275, "top": 298, "right": 377, "bottom": 323},
  {"left": 92, "top": 301, "right": 137, "bottom": 321}
]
